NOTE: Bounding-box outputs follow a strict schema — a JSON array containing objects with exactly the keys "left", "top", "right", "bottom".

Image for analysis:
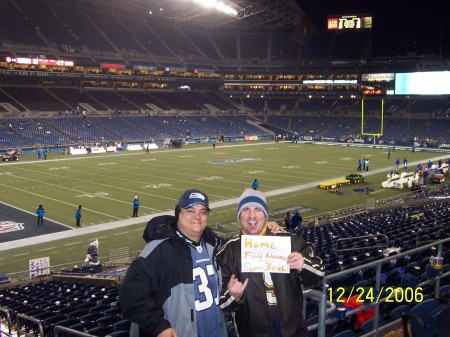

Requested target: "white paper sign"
[
  {"left": 29, "top": 256, "right": 50, "bottom": 278},
  {"left": 241, "top": 235, "right": 291, "bottom": 273}
]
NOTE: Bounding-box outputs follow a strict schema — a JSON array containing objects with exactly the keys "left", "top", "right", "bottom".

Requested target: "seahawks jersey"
[{"left": 190, "top": 241, "right": 223, "bottom": 337}]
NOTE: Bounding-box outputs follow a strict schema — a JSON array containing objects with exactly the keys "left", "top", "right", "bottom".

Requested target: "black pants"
[
  {"left": 133, "top": 208, "right": 139, "bottom": 217},
  {"left": 76, "top": 218, "right": 81, "bottom": 227},
  {"left": 37, "top": 216, "right": 44, "bottom": 226}
]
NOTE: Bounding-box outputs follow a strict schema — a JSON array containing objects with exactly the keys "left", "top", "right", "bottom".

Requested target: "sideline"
[{"left": 0, "top": 142, "right": 448, "bottom": 252}]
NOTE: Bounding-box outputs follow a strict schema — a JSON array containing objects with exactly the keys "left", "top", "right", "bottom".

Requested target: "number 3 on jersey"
[{"left": 193, "top": 264, "right": 219, "bottom": 311}]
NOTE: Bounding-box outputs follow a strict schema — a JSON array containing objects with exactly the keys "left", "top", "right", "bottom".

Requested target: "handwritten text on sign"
[{"left": 241, "top": 235, "right": 291, "bottom": 273}]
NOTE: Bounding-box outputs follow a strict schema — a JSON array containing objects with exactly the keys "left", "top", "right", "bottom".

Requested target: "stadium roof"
[{"left": 64, "top": 0, "right": 308, "bottom": 29}]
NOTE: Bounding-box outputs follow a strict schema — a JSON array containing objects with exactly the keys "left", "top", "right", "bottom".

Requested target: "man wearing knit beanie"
[
  {"left": 217, "top": 188, "right": 325, "bottom": 337},
  {"left": 237, "top": 188, "right": 269, "bottom": 235},
  {"left": 122, "top": 188, "right": 286, "bottom": 337},
  {"left": 237, "top": 188, "right": 268, "bottom": 218}
]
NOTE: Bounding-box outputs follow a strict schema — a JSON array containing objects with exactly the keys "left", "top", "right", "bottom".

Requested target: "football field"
[{"left": 0, "top": 141, "right": 446, "bottom": 276}]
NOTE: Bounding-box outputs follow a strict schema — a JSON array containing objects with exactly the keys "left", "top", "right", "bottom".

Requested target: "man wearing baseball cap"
[
  {"left": 217, "top": 188, "right": 325, "bottom": 337},
  {"left": 120, "top": 188, "right": 227, "bottom": 337},
  {"left": 121, "top": 188, "right": 285, "bottom": 337}
]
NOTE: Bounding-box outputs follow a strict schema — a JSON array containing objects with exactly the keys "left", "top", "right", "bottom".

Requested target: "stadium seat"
[
  {"left": 80, "top": 312, "right": 104, "bottom": 323},
  {"left": 439, "top": 285, "right": 450, "bottom": 296},
  {"left": 427, "top": 304, "right": 450, "bottom": 337},
  {"left": 97, "top": 315, "right": 121, "bottom": 327},
  {"left": 69, "top": 321, "right": 98, "bottom": 332},
  {"left": 107, "top": 330, "right": 130, "bottom": 337},
  {"left": 87, "top": 325, "right": 116, "bottom": 337},
  {"left": 405, "top": 303, "right": 450, "bottom": 337},
  {"left": 103, "top": 306, "right": 122, "bottom": 317},
  {"left": 89, "top": 303, "right": 113, "bottom": 313},
  {"left": 111, "top": 319, "right": 131, "bottom": 331},
  {"left": 54, "top": 317, "right": 81, "bottom": 328},
  {"left": 359, "top": 316, "right": 384, "bottom": 332},
  {"left": 401, "top": 299, "right": 441, "bottom": 337},
  {"left": 388, "top": 304, "right": 411, "bottom": 320}
]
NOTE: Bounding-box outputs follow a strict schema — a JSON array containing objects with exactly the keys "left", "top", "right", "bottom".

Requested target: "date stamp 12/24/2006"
[{"left": 328, "top": 287, "right": 424, "bottom": 304}]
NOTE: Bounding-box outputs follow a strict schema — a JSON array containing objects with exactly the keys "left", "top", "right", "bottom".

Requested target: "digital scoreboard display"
[
  {"left": 5, "top": 56, "right": 74, "bottom": 66},
  {"left": 327, "top": 15, "right": 372, "bottom": 30}
]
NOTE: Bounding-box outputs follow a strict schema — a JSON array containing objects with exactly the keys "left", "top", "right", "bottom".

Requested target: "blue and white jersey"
[{"left": 190, "top": 241, "right": 223, "bottom": 337}]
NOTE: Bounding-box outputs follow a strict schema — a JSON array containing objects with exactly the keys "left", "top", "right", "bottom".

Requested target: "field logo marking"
[
  {"left": 143, "top": 183, "right": 172, "bottom": 189},
  {"left": 198, "top": 176, "right": 223, "bottom": 181},
  {"left": 0, "top": 221, "right": 25, "bottom": 233},
  {"left": 77, "top": 192, "right": 109, "bottom": 198},
  {"left": 209, "top": 158, "right": 259, "bottom": 164}
]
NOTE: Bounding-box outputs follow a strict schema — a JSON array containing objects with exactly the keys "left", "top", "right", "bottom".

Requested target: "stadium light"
[{"left": 193, "top": 0, "right": 238, "bottom": 16}]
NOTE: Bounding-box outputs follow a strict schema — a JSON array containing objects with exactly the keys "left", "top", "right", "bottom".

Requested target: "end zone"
[{"left": 0, "top": 203, "right": 71, "bottom": 244}]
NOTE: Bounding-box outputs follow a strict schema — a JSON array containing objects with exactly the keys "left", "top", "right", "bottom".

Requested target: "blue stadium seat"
[
  {"left": 360, "top": 316, "right": 384, "bottom": 332},
  {"left": 388, "top": 304, "right": 411, "bottom": 320},
  {"left": 402, "top": 299, "right": 441, "bottom": 337},
  {"left": 69, "top": 321, "right": 98, "bottom": 332},
  {"left": 111, "top": 319, "right": 131, "bottom": 331},
  {"left": 87, "top": 325, "right": 116, "bottom": 337},
  {"left": 107, "top": 330, "right": 130, "bottom": 337},
  {"left": 54, "top": 317, "right": 81, "bottom": 328},
  {"left": 439, "top": 285, "right": 450, "bottom": 296},
  {"left": 103, "top": 306, "right": 122, "bottom": 317},
  {"left": 97, "top": 315, "right": 121, "bottom": 327}
]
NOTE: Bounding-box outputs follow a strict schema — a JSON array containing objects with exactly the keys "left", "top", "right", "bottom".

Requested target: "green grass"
[{"left": 0, "top": 141, "right": 445, "bottom": 276}]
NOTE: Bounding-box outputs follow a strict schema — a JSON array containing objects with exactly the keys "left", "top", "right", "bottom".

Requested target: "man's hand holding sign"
[
  {"left": 227, "top": 235, "right": 306, "bottom": 301},
  {"left": 217, "top": 188, "right": 324, "bottom": 337}
]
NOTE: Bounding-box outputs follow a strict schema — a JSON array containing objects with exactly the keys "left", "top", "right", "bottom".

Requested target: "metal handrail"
[
  {"left": 335, "top": 234, "right": 389, "bottom": 253},
  {"left": 16, "top": 312, "right": 44, "bottom": 337},
  {"left": 314, "top": 237, "right": 450, "bottom": 337},
  {"left": 54, "top": 325, "right": 96, "bottom": 337},
  {"left": 0, "top": 307, "right": 13, "bottom": 337}
]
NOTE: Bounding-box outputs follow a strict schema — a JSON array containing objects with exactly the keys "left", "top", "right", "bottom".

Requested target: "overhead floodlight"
[
  {"left": 215, "top": 2, "right": 237, "bottom": 16},
  {"left": 193, "top": 0, "right": 238, "bottom": 16}
]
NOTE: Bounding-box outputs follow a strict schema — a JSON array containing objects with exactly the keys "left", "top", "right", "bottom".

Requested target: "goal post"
[{"left": 361, "top": 98, "right": 384, "bottom": 138}]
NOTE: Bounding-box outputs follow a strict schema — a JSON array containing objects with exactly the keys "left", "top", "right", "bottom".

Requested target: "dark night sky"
[{"left": 296, "top": 0, "right": 450, "bottom": 58}]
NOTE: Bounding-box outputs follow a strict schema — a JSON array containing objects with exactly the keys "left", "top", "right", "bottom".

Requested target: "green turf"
[{"left": 0, "top": 141, "right": 446, "bottom": 276}]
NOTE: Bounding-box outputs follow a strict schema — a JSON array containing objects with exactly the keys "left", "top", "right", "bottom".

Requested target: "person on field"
[
  {"left": 75, "top": 205, "right": 82, "bottom": 227},
  {"left": 133, "top": 196, "right": 140, "bottom": 217},
  {"left": 36, "top": 204, "right": 45, "bottom": 226}
]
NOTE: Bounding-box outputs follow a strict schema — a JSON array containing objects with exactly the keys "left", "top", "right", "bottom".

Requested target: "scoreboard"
[{"left": 327, "top": 15, "right": 372, "bottom": 30}]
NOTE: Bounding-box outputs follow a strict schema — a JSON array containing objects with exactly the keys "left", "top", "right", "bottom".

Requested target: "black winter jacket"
[
  {"left": 120, "top": 215, "right": 227, "bottom": 337},
  {"left": 217, "top": 231, "right": 324, "bottom": 337}
]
